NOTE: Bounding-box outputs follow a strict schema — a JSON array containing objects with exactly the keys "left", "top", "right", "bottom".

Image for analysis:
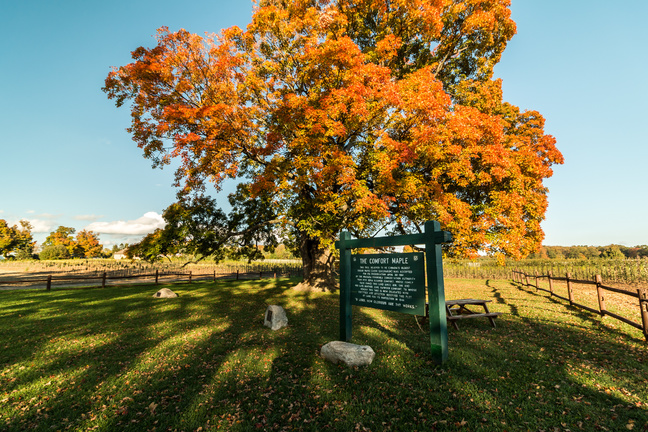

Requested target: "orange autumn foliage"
[{"left": 104, "top": 0, "right": 562, "bottom": 272}]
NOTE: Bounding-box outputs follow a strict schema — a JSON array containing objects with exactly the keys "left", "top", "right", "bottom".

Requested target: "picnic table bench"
[
  {"left": 445, "top": 299, "right": 502, "bottom": 329},
  {"left": 421, "top": 299, "right": 502, "bottom": 329}
]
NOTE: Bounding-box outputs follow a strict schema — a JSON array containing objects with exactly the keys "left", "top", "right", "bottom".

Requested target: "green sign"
[
  {"left": 350, "top": 252, "right": 425, "bottom": 315},
  {"left": 335, "top": 221, "right": 452, "bottom": 365}
]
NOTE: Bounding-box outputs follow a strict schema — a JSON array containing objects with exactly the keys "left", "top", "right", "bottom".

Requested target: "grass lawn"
[{"left": 0, "top": 278, "right": 646, "bottom": 431}]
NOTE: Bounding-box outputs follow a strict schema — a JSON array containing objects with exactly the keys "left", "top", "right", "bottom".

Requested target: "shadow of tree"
[{"left": 0, "top": 278, "right": 646, "bottom": 431}]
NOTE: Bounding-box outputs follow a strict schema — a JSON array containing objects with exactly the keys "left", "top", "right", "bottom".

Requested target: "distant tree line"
[
  {"left": 1, "top": 216, "right": 293, "bottom": 263},
  {"left": 0, "top": 219, "right": 112, "bottom": 260},
  {"left": 3, "top": 217, "right": 642, "bottom": 263},
  {"left": 527, "top": 245, "right": 648, "bottom": 260}
]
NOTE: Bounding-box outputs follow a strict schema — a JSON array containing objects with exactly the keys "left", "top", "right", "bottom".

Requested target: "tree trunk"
[{"left": 293, "top": 235, "right": 338, "bottom": 292}]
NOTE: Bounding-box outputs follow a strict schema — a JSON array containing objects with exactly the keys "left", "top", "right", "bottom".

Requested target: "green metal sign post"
[{"left": 335, "top": 221, "right": 452, "bottom": 364}]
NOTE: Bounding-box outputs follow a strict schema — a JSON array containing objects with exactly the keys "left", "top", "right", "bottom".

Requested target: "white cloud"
[
  {"left": 85, "top": 212, "right": 165, "bottom": 236},
  {"left": 27, "top": 219, "right": 56, "bottom": 233},
  {"left": 16, "top": 213, "right": 62, "bottom": 233}
]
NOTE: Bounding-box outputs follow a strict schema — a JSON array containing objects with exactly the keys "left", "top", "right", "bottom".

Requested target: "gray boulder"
[
  {"left": 320, "top": 341, "right": 375, "bottom": 367},
  {"left": 152, "top": 288, "right": 178, "bottom": 298},
  {"left": 264, "top": 305, "right": 288, "bottom": 330}
]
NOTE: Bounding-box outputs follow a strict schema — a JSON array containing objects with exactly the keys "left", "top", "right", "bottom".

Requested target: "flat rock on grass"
[
  {"left": 153, "top": 288, "right": 178, "bottom": 298},
  {"left": 320, "top": 341, "right": 375, "bottom": 367}
]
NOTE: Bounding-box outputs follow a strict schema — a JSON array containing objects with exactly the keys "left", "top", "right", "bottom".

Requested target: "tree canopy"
[
  {"left": 42, "top": 226, "right": 104, "bottom": 259},
  {"left": 0, "top": 219, "right": 35, "bottom": 259},
  {"left": 128, "top": 193, "right": 279, "bottom": 264},
  {"left": 104, "top": 0, "right": 563, "bottom": 290}
]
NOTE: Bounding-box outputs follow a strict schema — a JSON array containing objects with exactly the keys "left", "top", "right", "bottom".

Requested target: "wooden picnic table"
[
  {"left": 444, "top": 299, "right": 502, "bottom": 329},
  {"left": 419, "top": 299, "right": 503, "bottom": 330}
]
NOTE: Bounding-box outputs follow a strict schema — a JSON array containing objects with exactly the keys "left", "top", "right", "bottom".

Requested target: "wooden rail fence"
[
  {"left": 0, "top": 268, "right": 303, "bottom": 291},
  {"left": 512, "top": 270, "right": 648, "bottom": 341}
]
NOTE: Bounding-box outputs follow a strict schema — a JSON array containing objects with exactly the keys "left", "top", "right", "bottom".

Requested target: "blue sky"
[{"left": 1, "top": 1, "right": 647, "bottom": 248}]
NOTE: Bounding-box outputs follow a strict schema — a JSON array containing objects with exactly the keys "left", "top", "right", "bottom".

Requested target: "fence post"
[
  {"left": 236, "top": 269, "right": 239, "bottom": 280},
  {"left": 524, "top": 272, "right": 530, "bottom": 288},
  {"left": 566, "top": 272, "right": 574, "bottom": 306},
  {"left": 638, "top": 288, "right": 648, "bottom": 341},
  {"left": 155, "top": 269, "right": 159, "bottom": 285},
  {"left": 102, "top": 272, "right": 107, "bottom": 288},
  {"left": 260, "top": 271, "right": 263, "bottom": 279},
  {"left": 213, "top": 270, "right": 216, "bottom": 282},
  {"left": 595, "top": 275, "right": 606, "bottom": 316},
  {"left": 46, "top": 275, "right": 52, "bottom": 291},
  {"left": 189, "top": 271, "right": 192, "bottom": 283},
  {"left": 534, "top": 271, "right": 539, "bottom": 291},
  {"left": 548, "top": 271, "right": 554, "bottom": 296}
]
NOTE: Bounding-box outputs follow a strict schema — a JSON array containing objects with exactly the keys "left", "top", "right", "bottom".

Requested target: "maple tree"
[
  {"left": 43, "top": 226, "right": 77, "bottom": 257},
  {"left": 104, "top": 0, "right": 563, "bottom": 290},
  {"left": 75, "top": 229, "right": 104, "bottom": 258}
]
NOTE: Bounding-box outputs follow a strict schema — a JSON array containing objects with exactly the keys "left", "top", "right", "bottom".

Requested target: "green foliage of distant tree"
[
  {"left": 598, "top": 245, "right": 625, "bottom": 260},
  {"left": 128, "top": 193, "right": 280, "bottom": 266},
  {"left": 43, "top": 226, "right": 77, "bottom": 257},
  {"left": 39, "top": 245, "right": 71, "bottom": 260},
  {"left": 111, "top": 243, "right": 130, "bottom": 254},
  {"left": 41, "top": 226, "right": 105, "bottom": 259},
  {"left": 628, "top": 245, "right": 648, "bottom": 258},
  {"left": 0, "top": 220, "right": 19, "bottom": 259},
  {"left": 263, "top": 244, "right": 296, "bottom": 260},
  {"left": 0, "top": 219, "right": 36, "bottom": 259},
  {"left": 527, "top": 244, "right": 648, "bottom": 260}
]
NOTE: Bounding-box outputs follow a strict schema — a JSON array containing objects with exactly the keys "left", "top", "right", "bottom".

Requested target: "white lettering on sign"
[{"left": 350, "top": 252, "right": 425, "bottom": 315}]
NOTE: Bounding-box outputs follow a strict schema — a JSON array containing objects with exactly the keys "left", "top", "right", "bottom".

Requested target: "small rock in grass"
[
  {"left": 152, "top": 288, "right": 178, "bottom": 298},
  {"left": 264, "top": 305, "right": 288, "bottom": 330}
]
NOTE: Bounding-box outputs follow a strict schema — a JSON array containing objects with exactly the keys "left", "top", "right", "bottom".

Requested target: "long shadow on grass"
[
  {"left": 0, "top": 283, "right": 231, "bottom": 430},
  {"left": 1, "top": 278, "right": 647, "bottom": 431},
  {"left": 486, "top": 279, "right": 520, "bottom": 317},
  {"left": 311, "top": 279, "right": 648, "bottom": 431},
  {"left": 0, "top": 278, "right": 343, "bottom": 431},
  {"left": 509, "top": 279, "right": 641, "bottom": 343}
]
